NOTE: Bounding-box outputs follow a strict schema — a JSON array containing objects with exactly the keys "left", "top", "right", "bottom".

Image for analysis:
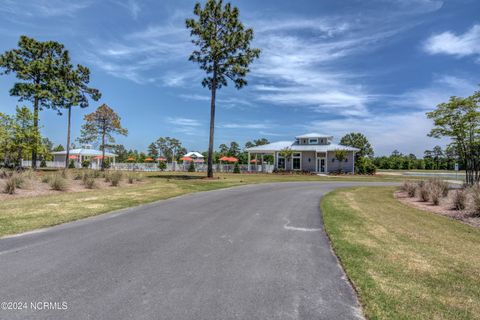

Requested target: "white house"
[
  {"left": 245, "top": 133, "right": 359, "bottom": 173},
  {"left": 51, "top": 146, "right": 117, "bottom": 168}
]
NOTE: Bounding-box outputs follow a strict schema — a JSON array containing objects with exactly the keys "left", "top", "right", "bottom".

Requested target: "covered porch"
[{"left": 247, "top": 151, "right": 329, "bottom": 173}]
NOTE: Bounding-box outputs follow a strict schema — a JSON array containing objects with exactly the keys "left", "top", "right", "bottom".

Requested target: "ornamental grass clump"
[
  {"left": 127, "top": 173, "right": 135, "bottom": 184},
  {"left": 417, "top": 181, "right": 429, "bottom": 202},
  {"left": 452, "top": 189, "right": 467, "bottom": 211},
  {"left": 110, "top": 171, "right": 123, "bottom": 186},
  {"left": 428, "top": 183, "right": 443, "bottom": 206},
  {"left": 428, "top": 178, "right": 449, "bottom": 197},
  {"left": 49, "top": 174, "right": 68, "bottom": 191},
  {"left": 470, "top": 185, "right": 480, "bottom": 217},
  {"left": 401, "top": 181, "right": 417, "bottom": 198},
  {"left": 3, "top": 176, "right": 16, "bottom": 194},
  {"left": 82, "top": 175, "right": 96, "bottom": 189}
]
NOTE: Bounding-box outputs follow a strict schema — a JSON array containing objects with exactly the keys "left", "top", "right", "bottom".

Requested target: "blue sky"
[{"left": 0, "top": 0, "right": 479, "bottom": 156}]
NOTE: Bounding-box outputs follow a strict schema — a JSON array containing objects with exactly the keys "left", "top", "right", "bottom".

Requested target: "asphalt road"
[{"left": 0, "top": 182, "right": 393, "bottom": 320}]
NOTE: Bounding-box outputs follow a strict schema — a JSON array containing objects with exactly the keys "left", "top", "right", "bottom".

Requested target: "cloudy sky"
[{"left": 0, "top": 0, "right": 478, "bottom": 156}]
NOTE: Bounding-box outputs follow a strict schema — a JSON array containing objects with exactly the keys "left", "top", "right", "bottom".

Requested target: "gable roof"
[{"left": 184, "top": 151, "right": 204, "bottom": 158}]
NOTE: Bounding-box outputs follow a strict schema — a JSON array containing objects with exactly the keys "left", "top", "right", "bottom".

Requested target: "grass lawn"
[
  {"left": 0, "top": 171, "right": 405, "bottom": 238},
  {"left": 322, "top": 186, "right": 480, "bottom": 320}
]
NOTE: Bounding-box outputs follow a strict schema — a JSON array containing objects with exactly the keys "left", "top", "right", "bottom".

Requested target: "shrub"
[
  {"left": 356, "top": 157, "right": 377, "bottom": 175},
  {"left": 417, "top": 182, "right": 429, "bottom": 202},
  {"left": 3, "top": 176, "right": 16, "bottom": 194},
  {"left": 401, "top": 181, "right": 417, "bottom": 198},
  {"left": 158, "top": 162, "right": 167, "bottom": 171},
  {"left": 0, "top": 169, "right": 9, "bottom": 179},
  {"left": 82, "top": 160, "right": 91, "bottom": 168},
  {"left": 104, "top": 172, "right": 111, "bottom": 182},
  {"left": 470, "top": 185, "right": 480, "bottom": 216},
  {"left": 41, "top": 174, "right": 51, "bottom": 183},
  {"left": 428, "top": 183, "right": 443, "bottom": 205},
  {"left": 135, "top": 173, "right": 144, "bottom": 182},
  {"left": 127, "top": 173, "right": 136, "bottom": 184},
  {"left": 233, "top": 162, "right": 240, "bottom": 174},
  {"left": 102, "top": 158, "right": 111, "bottom": 169},
  {"left": 11, "top": 173, "right": 25, "bottom": 189},
  {"left": 83, "top": 175, "right": 96, "bottom": 189},
  {"left": 428, "top": 178, "right": 449, "bottom": 197},
  {"left": 452, "top": 189, "right": 467, "bottom": 210},
  {"left": 68, "top": 160, "right": 76, "bottom": 169},
  {"left": 188, "top": 161, "right": 195, "bottom": 172},
  {"left": 49, "top": 174, "right": 68, "bottom": 191},
  {"left": 40, "top": 159, "right": 47, "bottom": 167},
  {"left": 110, "top": 171, "right": 122, "bottom": 186}
]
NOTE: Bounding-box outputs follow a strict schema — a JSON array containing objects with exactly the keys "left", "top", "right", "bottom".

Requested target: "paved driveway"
[{"left": 0, "top": 182, "right": 393, "bottom": 319}]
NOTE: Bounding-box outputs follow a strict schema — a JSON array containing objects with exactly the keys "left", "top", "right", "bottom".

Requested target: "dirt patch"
[{"left": 395, "top": 190, "right": 480, "bottom": 228}]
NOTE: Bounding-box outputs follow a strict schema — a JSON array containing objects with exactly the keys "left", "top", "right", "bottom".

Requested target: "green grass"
[
  {"left": 0, "top": 171, "right": 410, "bottom": 238},
  {"left": 322, "top": 187, "right": 480, "bottom": 320}
]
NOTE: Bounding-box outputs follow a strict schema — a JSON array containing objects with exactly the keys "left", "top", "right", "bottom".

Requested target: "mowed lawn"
[
  {"left": 322, "top": 187, "right": 480, "bottom": 319},
  {"left": 0, "top": 171, "right": 404, "bottom": 238}
]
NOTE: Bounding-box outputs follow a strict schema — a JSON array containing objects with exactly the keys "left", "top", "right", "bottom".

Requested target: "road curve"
[{"left": 0, "top": 182, "right": 394, "bottom": 320}]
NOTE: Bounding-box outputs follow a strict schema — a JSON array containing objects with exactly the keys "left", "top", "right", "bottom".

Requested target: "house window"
[
  {"left": 277, "top": 155, "right": 285, "bottom": 169},
  {"left": 293, "top": 153, "right": 301, "bottom": 170},
  {"left": 309, "top": 138, "right": 318, "bottom": 144}
]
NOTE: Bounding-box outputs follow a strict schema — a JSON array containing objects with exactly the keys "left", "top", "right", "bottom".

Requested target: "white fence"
[{"left": 21, "top": 160, "right": 274, "bottom": 173}]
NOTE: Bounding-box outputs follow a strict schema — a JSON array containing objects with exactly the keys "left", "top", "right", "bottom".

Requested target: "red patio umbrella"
[
  {"left": 250, "top": 159, "right": 258, "bottom": 163},
  {"left": 219, "top": 156, "right": 230, "bottom": 161},
  {"left": 93, "top": 155, "right": 104, "bottom": 159},
  {"left": 68, "top": 155, "right": 78, "bottom": 159},
  {"left": 227, "top": 157, "right": 238, "bottom": 162}
]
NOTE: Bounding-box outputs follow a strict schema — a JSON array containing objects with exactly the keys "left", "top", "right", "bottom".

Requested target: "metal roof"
[
  {"left": 295, "top": 133, "right": 333, "bottom": 139},
  {"left": 184, "top": 151, "right": 204, "bottom": 158},
  {"left": 51, "top": 148, "right": 117, "bottom": 157},
  {"left": 245, "top": 141, "right": 359, "bottom": 153}
]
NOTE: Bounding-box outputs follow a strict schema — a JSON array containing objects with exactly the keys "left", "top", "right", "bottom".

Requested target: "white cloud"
[
  {"left": 166, "top": 117, "right": 201, "bottom": 127},
  {"left": 393, "top": 75, "right": 477, "bottom": 109},
  {"left": 219, "top": 122, "right": 274, "bottom": 129},
  {"left": 0, "top": 0, "right": 92, "bottom": 17},
  {"left": 250, "top": 18, "right": 403, "bottom": 116},
  {"left": 424, "top": 24, "right": 480, "bottom": 61}
]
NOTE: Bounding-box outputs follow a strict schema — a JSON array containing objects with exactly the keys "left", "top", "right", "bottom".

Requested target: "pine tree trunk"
[
  {"left": 31, "top": 97, "right": 39, "bottom": 169},
  {"left": 207, "top": 68, "right": 217, "bottom": 178},
  {"left": 65, "top": 106, "right": 72, "bottom": 169},
  {"left": 101, "top": 129, "right": 106, "bottom": 171}
]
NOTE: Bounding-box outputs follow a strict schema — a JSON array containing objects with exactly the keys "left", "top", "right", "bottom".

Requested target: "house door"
[{"left": 317, "top": 158, "right": 326, "bottom": 173}]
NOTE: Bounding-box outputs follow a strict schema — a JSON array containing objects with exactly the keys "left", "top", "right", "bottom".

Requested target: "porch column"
[
  {"left": 247, "top": 152, "right": 251, "bottom": 172},
  {"left": 315, "top": 152, "right": 318, "bottom": 172},
  {"left": 325, "top": 151, "right": 328, "bottom": 173},
  {"left": 261, "top": 154, "right": 264, "bottom": 172}
]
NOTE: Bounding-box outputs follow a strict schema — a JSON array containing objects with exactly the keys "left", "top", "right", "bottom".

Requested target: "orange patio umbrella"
[
  {"left": 227, "top": 157, "right": 238, "bottom": 162},
  {"left": 250, "top": 159, "right": 258, "bottom": 163},
  {"left": 127, "top": 157, "right": 136, "bottom": 162},
  {"left": 219, "top": 156, "right": 230, "bottom": 161},
  {"left": 179, "top": 156, "right": 193, "bottom": 161},
  {"left": 68, "top": 155, "right": 78, "bottom": 159},
  {"left": 93, "top": 155, "right": 104, "bottom": 159},
  {"left": 144, "top": 157, "right": 154, "bottom": 162}
]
